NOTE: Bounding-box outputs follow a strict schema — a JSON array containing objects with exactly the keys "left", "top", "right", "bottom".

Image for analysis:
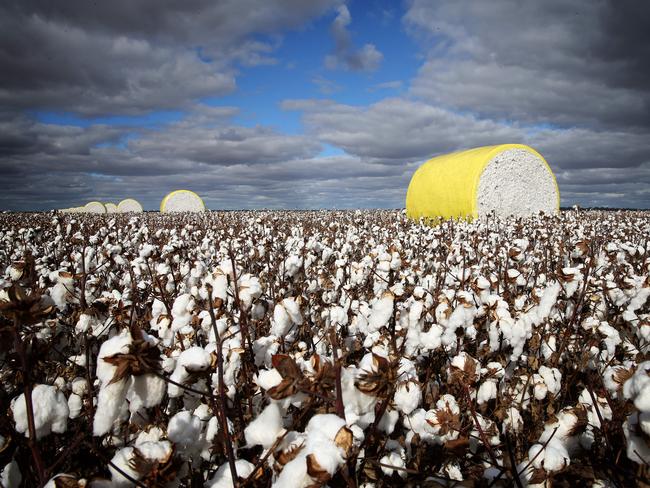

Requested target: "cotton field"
[{"left": 0, "top": 209, "right": 649, "bottom": 487}]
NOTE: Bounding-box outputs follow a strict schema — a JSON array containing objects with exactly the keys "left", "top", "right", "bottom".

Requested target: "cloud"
[
  {"left": 311, "top": 75, "right": 342, "bottom": 95},
  {"left": 369, "top": 80, "right": 403, "bottom": 92},
  {"left": 403, "top": 0, "right": 650, "bottom": 130},
  {"left": 283, "top": 97, "right": 523, "bottom": 160},
  {"left": 324, "top": 5, "right": 383, "bottom": 72},
  {"left": 0, "top": 0, "right": 338, "bottom": 116},
  {"left": 283, "top": 96, "right": 650, "bottom": 208}
]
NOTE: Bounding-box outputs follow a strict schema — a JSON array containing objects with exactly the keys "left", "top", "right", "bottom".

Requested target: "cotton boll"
[
  {"left": 305, "top": 414, "right": 346, "bottom": 440},
  {"left": 368, "top": 292, "right": 394, "bottom": 332},
  {"left": 108, "top": 441, "right": 173, "bottom": 487},
  {"left": 271, "top": 301, "right": 294, "bottom": 337},
  {"left": 477, "top": 379, "right": 498, "bottom": 405},
  {"left": 0, "top": 460, "right": 21, "bottom": 488},
  {"left": 244, "top": 402, "right": 285, "bottom": 448},
  {"left": 171, "top": 293, "right": 195, "bottom": 329},
  {"left": 205, "top": 459, "right": 255, "bottom": 488},
  {"left": 503, "top": 407, "right": 524, "bottom": 433},
  {"left": 93, "top": 331, "right": 132, "bottom": 435},
  {"left": 379, "top": 450, "right": 407, "bottom": 478},
  {"left": 238, "top": 274, "right": 262, "bottom": 309},
  {"left": 71, "top": 377, "right": 88, "bottom": 396},
  {"left": 534, "top": 366, "right": 562, "bottom": 399},
  {"left": 623, "top": 361, "right": 650, "bottom": 412},
  {"left": 168, "top": 410, "right": 203, "bottom": 452},
  {"left": 68, "top": 393, "right": 83, "bottom": 419},
  {"left": 255, "top": 368, "right": 283, "bottom": 391},
  {"left": 135, "top": 426, "right": 164, "bottom": 446},
  {"left": 529, "top": 440, "right": 570, "bottom": 472},
  {"left": 168, "top": 346, "right": 212, "bottom": 397},
  {"left": 11, "top": 384, "right": 69, "bottom": 439},
  {"left": 377, "top": 408, "right": 400, "bottom": 435},
  {"left": 394, "top": 381, "right": 422, "bottom": 415}
]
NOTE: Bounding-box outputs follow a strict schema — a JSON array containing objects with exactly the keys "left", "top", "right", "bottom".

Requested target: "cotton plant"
[
  {"left": 11, "top": 384, "right": 69, "bottom": 439},
  {"left": 2, "top": 209, "right": 650, "bottom": 485},
  {"left": 93, "top": 328, "right": 165, "bottom": 436}
]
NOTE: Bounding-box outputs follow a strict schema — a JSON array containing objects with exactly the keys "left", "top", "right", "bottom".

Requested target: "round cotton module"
[
  {"left": 84, "top": 201, "right": 107, "bottom": 214},
  {"left": 105, "top": 203, "right": 118, "bottom": 213},
  {"left": 160, "top": 190, "right": 205, "bottom": 213},
  {"left": 406, "top": 144, "right": 560, "bottom": 221},
  {"left": 117, "top": 198, "right": 144, "bottom": 213}
]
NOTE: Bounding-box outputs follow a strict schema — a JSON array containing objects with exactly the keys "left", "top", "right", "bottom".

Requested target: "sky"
[{"left": 1, "top": 0, "right": 649, "bottom": 211}]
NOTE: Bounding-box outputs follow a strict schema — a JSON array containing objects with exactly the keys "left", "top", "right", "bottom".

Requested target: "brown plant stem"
[
  {"left": 12, "top": 318, "right": 46, "bottom": 486},
  {"left": 206, "top": 286, "right": 239, "bottom": 486}
]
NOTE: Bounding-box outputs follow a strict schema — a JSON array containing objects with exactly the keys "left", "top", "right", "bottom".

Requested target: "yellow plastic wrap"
[
  {"left": 405, "top": 144, "right": 559, "bottom": 221},
  {"left": 160, "top": 190, "right": 205, "bottom": 213}
]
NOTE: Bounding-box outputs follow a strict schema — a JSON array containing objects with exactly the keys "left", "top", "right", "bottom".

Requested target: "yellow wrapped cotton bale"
[
  {"left": 406, "top": 144, "right": 560, "bottom": 221},
  {"left": 160, "top": 190, "right": 205, "bottom": 213}
]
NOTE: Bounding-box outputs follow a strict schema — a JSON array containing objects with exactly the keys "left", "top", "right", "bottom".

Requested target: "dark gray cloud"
[
  {"left": 404, "top": 0, "right": 650, "bottom": 130},
  {"left": 0, "top": 0, "right": 337, "bottom": 115},
  {"left": 283, "top": 97, "right": 650, "bottom": 209},
  {"left": 1, "top": 0, "right": 648, "bottom": 211},
  {"left": 324, "top": 5, "right": 383, "bottom": 72}
]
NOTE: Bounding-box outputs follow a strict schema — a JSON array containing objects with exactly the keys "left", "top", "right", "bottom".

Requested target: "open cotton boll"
[
  {"left": 168, "top": 346, "right": 213, "bottom": 397},
  {"left": 368, "top": 292, "right": 394, "bottom": 332},
  {"left": 244, "top": 402, "right": 285, "bottom": 448},
  {"left": 205, "top": 459, "right": 255, "bottom": 488},
  {"left": 238, "top": 274, "right": 262, "bottom": 309},
  {"left": 380, "top": 450, "right": 407, "bottom": 478},
  {"left": 533, "top": 366, "right": 562, "bottom": 400},
  {"left": 168, "top": 410, "right": 203, "bottom": 452},
  {"left": 503, "top": 407, "right": 524, "bottom": 433},
  {"left": 306, "top": 413, "right": 346, "bottom": 440},
  {"left": 67, "top": 393, "right": 83, "bottom": 419},
  {"left": 255, "top": 368, "right": 283, "bottom": 391},
  {"left": 171, "top": 293, "right": 195, "bottom": 330},
  {"left": 424, "top": 394, "right": 461, "bottom": 443},
  {"left": 271, "top": 298, "right": 302, "bottom": 337},
  {"left": 623, "top": 361, "right": 650, "bottom": 412},
  {"left": 529, "top": 440, "right": 570, "bottom": 472},
  {"left": 477, "top": 379, "right": 498, "bottom": 405},
  {"left": 329, "top": 305, "right": 348, "bottom": 326},
  {"left": 109, "top": 441, "right": 173, "bottom": 487},
  {"left": 1, "top": 460, "right": 21, "bottom": 488},
  {"left": 394, "top": 381, "right": 422, "bottom": 415},
  {"left": 624, "top": 412, "right": 650, "bottom": 465},
  {"left": 11, "top": 384, "right": 69, "bottom": 439},
  {"left": 93, "top": 330, "right": 132, "bottom": 436}
]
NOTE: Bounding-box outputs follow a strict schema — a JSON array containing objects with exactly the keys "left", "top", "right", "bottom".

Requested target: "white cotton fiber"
[
  {"left": 244, "top": 402, "right": 285, "bottom": 448},
  {"left": 11, "top": 384, "right": 69, "bottom": 439},
  {"left": 477, "top": 149, "right": 558, "bottom": 218}
]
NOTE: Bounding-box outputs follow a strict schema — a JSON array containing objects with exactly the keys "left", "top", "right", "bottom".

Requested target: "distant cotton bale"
[
  {"left": 105, "top": 203, "right": 118, "bottom": 213},
  {"left": 117, "top": 198, "right": 144, "bottom": 213},
  {"left": 406, "top": 144, "right": 560, "bottom": 221},
  {"left": 84, "top": 201, "right": 107, "bottom": 214},
  {"left": 160, "top": 190, "right": 205, "bottom": 213}
]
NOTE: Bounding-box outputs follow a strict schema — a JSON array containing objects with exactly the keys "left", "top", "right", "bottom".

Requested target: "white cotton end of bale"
[
  {"left": 160, "top": 190, "right": 205, "bottom": 213},
  {"left": 477, "top": 148, "right": 559, "bottom": 219},
  {"left": 105, "top": 203, "right": 118, "bottom": 213},
  {"left": 117, "top": 198, "right": 143, "bottom": 213},
  {"left": 84, "top": 202, "right": 107, "bottom": 214}
]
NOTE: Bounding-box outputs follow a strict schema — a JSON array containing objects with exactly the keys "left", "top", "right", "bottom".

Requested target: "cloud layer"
[{"left": 0, "top": 0, "right": 648, "bottom": 210}]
